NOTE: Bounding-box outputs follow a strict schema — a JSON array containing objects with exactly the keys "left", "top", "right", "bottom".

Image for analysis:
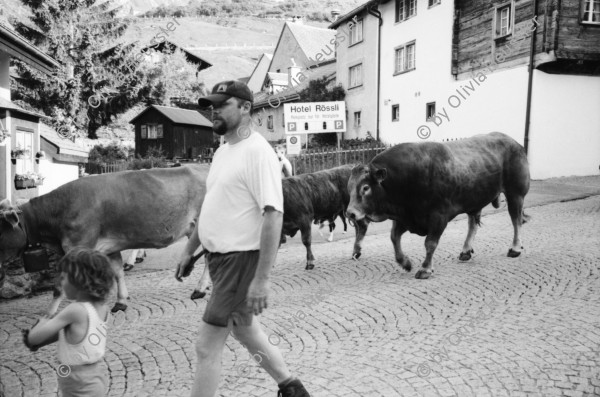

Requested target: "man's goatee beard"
[{"left": 213, "top": 122, "right": 227, "bottom": 136}]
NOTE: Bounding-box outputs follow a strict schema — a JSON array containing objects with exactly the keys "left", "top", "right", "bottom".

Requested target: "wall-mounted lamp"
[{"left": 35, "top": 151, "right": 46, "bottom": 164}]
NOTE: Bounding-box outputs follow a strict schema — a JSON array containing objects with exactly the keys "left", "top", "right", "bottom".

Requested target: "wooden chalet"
[{"left": 130, "top": 105, "right": 214, "bottom": 160}]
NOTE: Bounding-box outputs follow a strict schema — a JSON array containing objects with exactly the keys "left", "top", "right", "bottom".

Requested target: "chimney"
[
  {"left": 288, "top": 65, "right": 302, "bottom": 87},
  {"left": 331, "top": 10, "right": 340, "bottom": 22}
]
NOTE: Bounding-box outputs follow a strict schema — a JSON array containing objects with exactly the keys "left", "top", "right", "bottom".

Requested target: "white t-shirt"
[{"left": 198, "top": 132, "right": 284, "bottom": 253}]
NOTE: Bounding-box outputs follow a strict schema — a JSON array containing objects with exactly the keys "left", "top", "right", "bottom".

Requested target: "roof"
[
  {"left": 140, "top": 40, "right": 212, "bottom": 71},
  {"left": 0, "top": 97, "right": 44, "bottom": 118},
  {"left": 254, "top": 61, "right": 337, "bottom": 109},
  {"left": 266, "top": 72, "right": 289, "bottom": 86},
  {"left": 0, "top": 21, "right": 61, "bottom": 75},
  {"left": 285, "top": 23, "right": 336, "bottom": 64},
  {"left": 39, "top": 123, "right": 90, "bottom": 160},
  {"left": 329, "top": 0, "right": 379, "bottom": 29},
  {"left": 129, "top": 105, "right": 213, "bottom": 127}
]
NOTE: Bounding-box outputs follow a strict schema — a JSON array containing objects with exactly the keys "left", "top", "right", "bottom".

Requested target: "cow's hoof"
[
  {"left": 398, "top": 258, "right": 412, "bottom": 272},
  {"left": 305, "top": 263, "right": 315, "bottom": 270},
  {"left": 190, "top": 290, "right": 206, "bottom": 300},
  {"left": 111, "top": 302, "right": 128, "bottom": 313},
  {"left": 459, "top": 249, "right": 474, "bottom": 261},
  {"left": 327, "top": 236, "right": 333, "bottom": 242},
  {"left": 415, "top": 270, "right": 432, "bottom": 279},
  {"left": 507, "top": 248, "right": 522, "bottom": 258},
  {"left": 352, "top": 252, "right": 361, "bottom": 260}
]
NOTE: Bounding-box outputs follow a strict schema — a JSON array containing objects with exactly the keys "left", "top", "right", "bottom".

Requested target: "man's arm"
[
  {"left": 175, "top": 221, "right": 202, "bottom": 281},
  {"left": 246, "top": 206, "right": 283, "bottom": 315}
]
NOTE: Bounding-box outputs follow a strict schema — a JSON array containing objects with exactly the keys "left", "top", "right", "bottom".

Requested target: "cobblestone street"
[{"left": 1, "top": 189, "right": 600, "bottom": 396}]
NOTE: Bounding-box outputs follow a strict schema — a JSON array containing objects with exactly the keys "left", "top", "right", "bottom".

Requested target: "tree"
[
  {"left": 137, "top": 48, "right": 207, "bottom": 106},
  {"left": 11, "top": 0, "right": 140, "bottom": 139}
]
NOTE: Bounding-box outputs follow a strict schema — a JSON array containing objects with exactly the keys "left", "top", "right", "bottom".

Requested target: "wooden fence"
[
  {"left": 291, "top": 144, "right": 389, "bottom": 175},
  {"left": 85, "top": 161, "right": 129, "bottom": 175}
]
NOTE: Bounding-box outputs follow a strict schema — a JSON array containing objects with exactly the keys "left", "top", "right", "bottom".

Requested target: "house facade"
[
  {"left": 330, "top": 1, "right": 381, "bottom": 140},
  {"left": 0, "top": 21, "right": 60, "bottom": 202},
  {"left": 372, "top": 0, "right": 599, "bottom": 178}
]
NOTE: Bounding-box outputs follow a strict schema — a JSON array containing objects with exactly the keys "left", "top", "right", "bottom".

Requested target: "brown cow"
[{"left": 0, "top": 165, "right": 208, "bottom": 314}]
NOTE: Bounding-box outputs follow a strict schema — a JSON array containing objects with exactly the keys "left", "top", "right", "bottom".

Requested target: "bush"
[
  {"left": 88, "top": 141, "right": 132, "bottom": 163},
  {"left": 127, "top": 146, "right": 168, "bottom": 170}
]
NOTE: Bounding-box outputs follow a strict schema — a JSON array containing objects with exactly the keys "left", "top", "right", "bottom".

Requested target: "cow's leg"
[
  {"left": 327, "top": 221, "right": 335, "bottom": 242},
  {"left": 317, "top": 221, "right": 327, "bottom": 239},
  {"left": 110, "top": 252, "right": 129, "bottom": 313},
  {"left": 391, "top": 221, "right": 412, "bottom": 272},
  {"left": 301, "top": 221, "right": 315, "bottom": 270},
  {"left": 340, "top": 214, "right": 348, "bottom": 234},
  {"left": 506, "top": 194, "right": 525, "bottom": 257},
  {"left": 416, "top": 217, "right": 448, "bottom": 280},
  {"left": 191, "top": 264, "right": 212, "bottom": 300},
  {"left": 352, "top": 218, "right": 369, "bottom": 260},
  {"left": 459, "top": 211, "right": 481, "bottom": 261}
]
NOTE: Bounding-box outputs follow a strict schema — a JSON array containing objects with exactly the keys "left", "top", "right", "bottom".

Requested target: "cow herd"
[{"left": 0, "top": 132, "right": 530, "bottom": 314}]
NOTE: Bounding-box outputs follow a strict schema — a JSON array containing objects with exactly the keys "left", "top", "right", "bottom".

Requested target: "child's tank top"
[{"left": 57, "top": 302, "right": 108, "bottom": 365}]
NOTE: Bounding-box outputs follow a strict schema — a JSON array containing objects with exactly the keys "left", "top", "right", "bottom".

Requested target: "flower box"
[{"left": 15, "top": 179, "right": 35, "bottom": 189}]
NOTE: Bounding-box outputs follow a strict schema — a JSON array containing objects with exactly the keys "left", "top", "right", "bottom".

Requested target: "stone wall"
[{"left": 0, "top": 248, "right": 60, "bottom": 299}]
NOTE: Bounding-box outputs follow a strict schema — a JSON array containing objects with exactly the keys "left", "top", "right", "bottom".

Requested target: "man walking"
[{"left": 175, "top": 80, "right": 310, "bottom": 397}]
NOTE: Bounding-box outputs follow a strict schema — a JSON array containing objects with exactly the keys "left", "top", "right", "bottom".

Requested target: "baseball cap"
[{"left": 198, "top": 80, "right": 254, "bottom": 108}]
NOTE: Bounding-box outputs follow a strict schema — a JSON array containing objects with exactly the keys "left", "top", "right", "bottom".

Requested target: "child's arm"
[{"left": 25, "top": 304, "right": 82, "bottom": 350}]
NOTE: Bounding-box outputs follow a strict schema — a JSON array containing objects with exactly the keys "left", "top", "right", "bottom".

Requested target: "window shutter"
[{"left": 141, "top": 125, "right": 147, "bottom": 139}]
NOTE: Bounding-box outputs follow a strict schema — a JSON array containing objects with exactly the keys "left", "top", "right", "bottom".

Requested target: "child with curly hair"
[{"left": 23, "top": 248, "right": 116, "bottom": 397}]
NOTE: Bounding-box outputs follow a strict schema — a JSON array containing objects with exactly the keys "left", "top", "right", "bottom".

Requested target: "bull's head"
[
  {"left": 0, "top": 199, "right": 27, "bottom": 284},
  {"left": 346, "top": 164, "right": 389, "bottom": 223}
]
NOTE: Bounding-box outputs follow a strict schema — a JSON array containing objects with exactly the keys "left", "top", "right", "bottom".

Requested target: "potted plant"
[
  {"left": 0, "top": 127, "right": 9, "bottom": 144},
  {"left": 14, "top": 171, "right": 44, "bottom": 189}
]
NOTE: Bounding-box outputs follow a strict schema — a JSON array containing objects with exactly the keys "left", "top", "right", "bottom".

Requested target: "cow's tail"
[{"left": 522, "top": 211, "right": 531, "bottom": 224}]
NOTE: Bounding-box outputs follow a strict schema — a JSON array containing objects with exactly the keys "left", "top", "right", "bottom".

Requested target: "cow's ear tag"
[{"left": 375, "top": 168, "right": 387, "bottom": 184}]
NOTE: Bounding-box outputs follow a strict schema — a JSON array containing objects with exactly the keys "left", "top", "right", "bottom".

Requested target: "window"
[
  {"left": 392, "top": 104, "right": 400, "bottom": 122},
  {"left": 141, "top": 125, "right": 147, "bottom": 139},
  {"left": 349, "top": 19, "right": 363, "bottom": 45},
  {"left": 394, "top": 41, "right": 416, "bottom": 74},
  {"left": 349, "top": 64, "right": 363, "bottom": 88},
  {"left": 396, "top": 0, "right": 417, "bottom": 22},
  {"left": 354, "top": 111, "right": 361, "bottom": 127},
  {"left": 267, "top": 115, "right": 273, "bottom": 130},
  {"left": 494, "top": 2, "right": 513, "bottom": 38},
  {"left": 15, "top": 128, "right": 34, "bottom": 174},
  {"left": 428, "top": 0, "right": 441, "bottom": 6},
  {"left": 157, "top": 124, "right": 164, "bottom": 138},
  {"left": 582, "top": 0, "right": 600, "bottom": 24},
  {"left": 426, "top": 102, "right": 436, "bottom": 121},
  {"left": 148, "top": 125, "right": 157, "bottom": 139}
]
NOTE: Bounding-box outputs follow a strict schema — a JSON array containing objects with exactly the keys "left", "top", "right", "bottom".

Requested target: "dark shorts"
[{"left": 202, "top": 250, "right": 259, "bottom": 327}]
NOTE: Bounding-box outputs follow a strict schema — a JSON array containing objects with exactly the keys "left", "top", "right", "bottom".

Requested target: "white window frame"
[
  {"left": 394, "top": 41, "right": 416, "bottom": 74},
  {"left": 392, "top": 104, "right": 400, "bottom": 122},
  {"left": 428, "top": 0, "right": 441, "bottom": 7},
  {"left": 349, "top": 63, "right": 363, "bottom": 89},
  {"left": 581, "top": 0, "right": 600, "bottom": 24},
  {"left": 354, "top": 111, "right": 361, "bottom": 127},
  {"left": 494, "top": 2, "right": 514, "bottom": 39},
  {"left": 349, "top": 19, "right": 363, "bottom": 46},
  {"left": 15, "top": 128, "right": 34, "bottom": 174},
  {"left": 396, "top": 0, "right": 417, "bottom": 22}
]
